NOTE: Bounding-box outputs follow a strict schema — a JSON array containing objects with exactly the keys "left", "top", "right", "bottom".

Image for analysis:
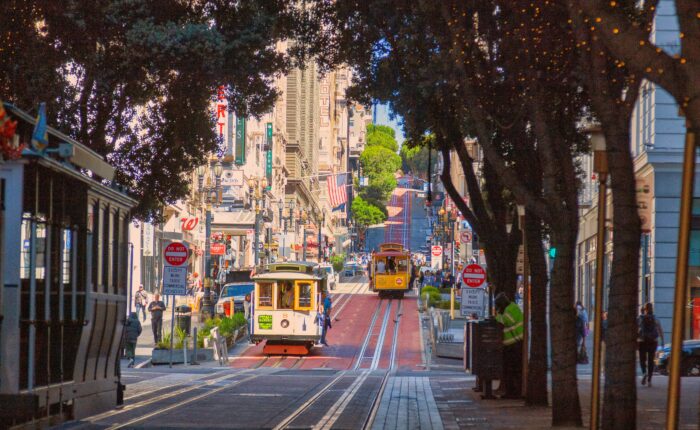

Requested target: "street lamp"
[
  {"left": 301, "top": 211, "right": 309, "bottom": 260},
  {"left": 587, "top": 124, "right": 607, "bottom": 430},
  {"left": 199, "top": 160, "right": 223, "bottom": 320},
  {"left": 248, "top": 177, "right": 266, "bottom": 266},
  {"left": 318, "top": 210, "right": 325, "bottom": 263}
]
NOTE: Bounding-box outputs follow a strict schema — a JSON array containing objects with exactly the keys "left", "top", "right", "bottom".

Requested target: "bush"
[
  {"left": 330, "top": 254, "right": 345, "bottom": 272},
  {"left": 420, "top": 286, "right": 441, "bottom": 304},
  {"left": 434, "top": 300, "right": 452, "bottom": 310}
]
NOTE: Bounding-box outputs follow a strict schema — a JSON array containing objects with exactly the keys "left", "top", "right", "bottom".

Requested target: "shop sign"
[
  {"left": 214, "top": 85, "right": 228, "bottom": 144},
  {"left": 211, "top": 243, "right": 226, "bottom": 255},
  {"left": 235, "top": 116, "right": 246, "bottom": 165},
  {"left": 221, "top": 169, "right": 244, "bottom": 186},
  {"left": 143, "top": 223, "right": 154, "bottom": 256},
  {"left": 180, "top": 217, "right": 199, "bottom": 231}
]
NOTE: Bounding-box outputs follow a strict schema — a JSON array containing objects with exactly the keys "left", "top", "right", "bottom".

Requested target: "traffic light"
[{"left": 549, "top": 247, "right": 557, "bottom": 259}]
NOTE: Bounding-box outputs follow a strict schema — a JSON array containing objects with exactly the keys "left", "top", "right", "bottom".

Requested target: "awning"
[{"left": 212, "top": 210, "right": 255, "bottom": 230}]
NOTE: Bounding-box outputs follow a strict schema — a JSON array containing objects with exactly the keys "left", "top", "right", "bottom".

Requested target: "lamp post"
[
  {"left": 517, "top": 203, "right": 529, "bottom": 399},
  {"left": 301, "top": 211, "right": 308, "bottom": 260},
  {"left": 318, "top": 211, "right": 325, "bottom": 263},
  {"left": 248, "top": 177, "right": 267, "bottom": 267},
  {"left": 667, "top": 118, "right": 697, "bottom": 430},
  {"left": 588, "top": 124, "right": 608, "bottom": 430},
  {"left": 198, "top": 160, "right": 223, "bottom": 320}
]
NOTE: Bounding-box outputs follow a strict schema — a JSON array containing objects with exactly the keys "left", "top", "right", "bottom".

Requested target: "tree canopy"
[
  {"left": 0, "top": 0, "right": 313, "bottom": 218},
  {"left": 365, "top": 124, "right": 399, "bottom": 152},
  {"left": 351, "top": 196, "right": 386, "bottom": 228}
]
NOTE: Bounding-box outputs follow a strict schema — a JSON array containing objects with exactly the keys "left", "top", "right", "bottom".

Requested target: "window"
[
  {"left": 277, "top": 281, "right": 294, "bottom": 309},
  {"left": 257, "top": 282, "right": 273, "bottom": 308},
  {"left": 295, "top": 281, "right": 314, "bottom": 310}
]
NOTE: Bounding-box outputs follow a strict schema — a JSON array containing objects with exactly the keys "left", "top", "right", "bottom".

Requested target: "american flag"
[{"left": 328, "top": 173, "right": 348, "bottom": 209}]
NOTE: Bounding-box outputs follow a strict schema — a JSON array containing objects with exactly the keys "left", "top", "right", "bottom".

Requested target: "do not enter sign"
[
  {"left": 431, "top": 245, "right": 443, "bottom": 257},
  {"left": 462, "top": 264, "right": 486, "bottom": 288},
  {"left": 164, "top": 242, "right": 189, "bottom": 266}
]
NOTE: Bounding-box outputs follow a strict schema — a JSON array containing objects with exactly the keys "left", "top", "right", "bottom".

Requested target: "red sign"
[
  {"left": 180, "top": 217, "right": 199, "bottom": 231},
  {"left": 395, "top": 277, "right": 403, "bottom": 286},
  {"left": 462, "top": 264, "right": 486, "bottom": 288},
  {"left": 460, "top": 230, "right": 472, "bottom": 242},
  {"left": 211, "top": 243, "right": 225, "bottom": 255},
  {"left": 164, "top": 242, "right": 188, "bottom": 266},
  {"left": 431, "top": 246, "right": 443, "bottom": 257}
]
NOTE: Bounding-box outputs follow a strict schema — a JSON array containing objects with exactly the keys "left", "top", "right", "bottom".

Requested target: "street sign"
[
  {"left": 431, "top": 245, "right": 443, "bottom": 257},
  {"left": 164, "top": 242, "right": 188, "bottom": 266},
  {"left": 462, "top": 264, "right": 486, "bottom": 288},
  {"left": 163, "top": 266, "right": 188, "bottom": 296},
  {"left": 460, "top": 230, "right": 472, "bottom": 242},
  {"left": 211, "top": 243, "right": 225, "bottom": 255},
  {"left": 461, "top": 287, "right": 486, "bottom": 318}
]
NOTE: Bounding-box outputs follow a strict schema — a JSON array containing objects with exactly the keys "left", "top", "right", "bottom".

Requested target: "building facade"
[{"left": 575, "top": 0, "right": 700, "bottom": 340}]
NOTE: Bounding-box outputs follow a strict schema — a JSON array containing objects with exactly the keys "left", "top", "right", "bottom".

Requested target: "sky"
[{"left": 372, "top": 103, "right": 405, "bottom": 145}]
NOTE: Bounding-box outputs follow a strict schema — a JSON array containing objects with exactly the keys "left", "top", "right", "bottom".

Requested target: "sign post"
[
  {"left": 431, "top": 245, "right": 443, "bottom": 270},
  {"left": 163, "top": 242, "right": 189, "bottom": 368},
  {"left": 460, "top": 264, "right": 487, "bottom": 318}
]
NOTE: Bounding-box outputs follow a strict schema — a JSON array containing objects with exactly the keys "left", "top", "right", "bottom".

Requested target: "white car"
[{"left": 319, "top": 264, "right": 338, "bottom": 290}]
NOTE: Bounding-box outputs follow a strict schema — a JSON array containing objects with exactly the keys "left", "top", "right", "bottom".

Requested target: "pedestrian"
[
  {"left": 244, "top": 293, "right": 251, "bottom": 320},
  {"left": 147, "top": 293, "right": 166, "bottom": 344},
  {"left": 319, "top": 292, "right": 332, "bottom": 346},
  {"left": 575, "top": 305, "right": 589, "bottom": 364},
  {"left": 124, "top": 312, "right": 142, "bottom": 367},
  {"left": 134, "top": 284, "right": 148, "bottom": 321},
  {"left": 494, "top": 292, "right": 523, "bottom": 399},
  {"left": 638, "top": 302, "right": 664, "bottom": 387}
]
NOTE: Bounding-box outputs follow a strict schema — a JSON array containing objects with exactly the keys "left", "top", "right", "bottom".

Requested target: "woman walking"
[{"left": 638, "top": 302, "right": 664, "bottom": 387}]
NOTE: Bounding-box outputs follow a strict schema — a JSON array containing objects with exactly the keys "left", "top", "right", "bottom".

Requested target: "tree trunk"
[
  {"left": 549, "top": 216, "right": 583, "bottom": 426},
  {"left": 483, "top": 241, "right": 518, "bottom": 300},
  {"left": 601, "top": 126, "right": 641, "bottom": 429},
  {"left": 525, "top": 211, "right": 549, "bottom": 406}
]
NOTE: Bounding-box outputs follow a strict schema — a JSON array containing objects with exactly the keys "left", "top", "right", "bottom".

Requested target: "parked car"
[
  {"left": 215, "top": 282, "right": 255, "bottom": 317},
  {"left": 655, "top": 340, "right": 700, "bottom": 376},
  {"left": 319, "top": 264, "right": 338, "bottom": 290},
  {"left": 342, "top": 263, "right": 363, "bottom": 277}
]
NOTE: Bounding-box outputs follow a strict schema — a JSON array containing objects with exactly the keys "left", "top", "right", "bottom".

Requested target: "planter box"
[{"left": 151, "top": 348, "right": 214, "bottom": 365}]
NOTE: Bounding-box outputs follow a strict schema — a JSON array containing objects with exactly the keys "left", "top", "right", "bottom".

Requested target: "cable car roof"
[
  {"left": 252, "top": 272, "right": 321, "bottom": 281},
  {"left": 374, "top": 251, "right": 410, "bottom": 257}
]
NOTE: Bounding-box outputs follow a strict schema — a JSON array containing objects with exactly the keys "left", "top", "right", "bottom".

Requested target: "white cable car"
[{"left": 250, "top": 262, "right": 328, "bottom": 355}]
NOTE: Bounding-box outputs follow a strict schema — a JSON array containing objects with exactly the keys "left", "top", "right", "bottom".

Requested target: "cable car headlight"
[{"left": 281, "top": 319, "right": 290, "bottom": 328}]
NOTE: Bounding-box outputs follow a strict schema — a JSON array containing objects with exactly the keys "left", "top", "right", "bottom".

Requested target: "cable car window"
[
  {"left": 257, "top": 282, "right": 273, "bottom": 308},
  {"left": 397, "top": 258, "right": 408, "bottom": 272},
  {"left": 295, "top": 281, "right": 314, "bottom": 310},
  {"left": 277, "top": 281, "right": 294, "bottom": 309}
]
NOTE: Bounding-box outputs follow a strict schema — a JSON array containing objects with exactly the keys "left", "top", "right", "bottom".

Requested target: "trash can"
[{"left": 176, "top": 305, "right": 192, "bottom": 335}]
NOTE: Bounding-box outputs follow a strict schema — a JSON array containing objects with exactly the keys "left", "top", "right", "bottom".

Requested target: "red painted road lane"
[
  {"left": 357, "top": 299, "right": 391, "bottom": 370},
  {"left": 384, "top": 188, "right": 411, "bottom": 247},
  {"left": 395, "top": 297, "right": 424, "bottom": 371},
  {"left": 300, "top": 294, "right": 383, "bottom": 370}
]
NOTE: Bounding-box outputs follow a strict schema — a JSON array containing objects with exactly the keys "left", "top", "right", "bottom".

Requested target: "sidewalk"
[{"left": 431, "top": 373, "right": 700, "bottom": 429}]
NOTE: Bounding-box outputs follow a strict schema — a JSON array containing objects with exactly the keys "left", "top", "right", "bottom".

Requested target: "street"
[{"left": 60, "top": 278, "right": 700, "bottom": 429}]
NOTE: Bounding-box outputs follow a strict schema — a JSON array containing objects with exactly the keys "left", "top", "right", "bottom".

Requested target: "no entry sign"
[
  {"left": 431, "top": 245, "right": 443, "bottom": 257},
  {"left": 164, "top": 242, "right": 189, "bottom": 266},
  {"left": 462, "top": 264, "right": 486, "bottom": 288}
]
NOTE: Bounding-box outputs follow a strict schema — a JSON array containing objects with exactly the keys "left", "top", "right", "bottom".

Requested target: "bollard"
[
  {"left": 450, "top": 288, "right": 455, "bottom": 320},
  {"left": 191, "top": 327, "right": 199, "bottom": 365},
  {"left": 230, "top": 297, "right": 235, "bottom": 317},
  {"left": 183, "top": 334, "right": 188, "bottom": 366}
]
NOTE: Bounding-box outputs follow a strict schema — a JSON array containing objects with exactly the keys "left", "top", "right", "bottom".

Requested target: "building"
[{"left": 575, "top": 0, "right": 699, "bottom": 340}]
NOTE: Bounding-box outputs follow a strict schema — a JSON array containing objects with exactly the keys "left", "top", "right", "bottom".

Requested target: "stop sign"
[
  {"left": 164, "top": 242, "right": 189, "bottom": 266},
  {"left": 431, "top": 245, "right": 443, "bottom": 257},
  {"left": 462, "top": 264, "right": 486, "bottom": 288}
]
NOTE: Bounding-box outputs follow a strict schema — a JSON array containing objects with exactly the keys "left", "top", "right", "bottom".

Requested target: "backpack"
[{"left": 639, "top": 315, "right": 658, "bottom": 342}]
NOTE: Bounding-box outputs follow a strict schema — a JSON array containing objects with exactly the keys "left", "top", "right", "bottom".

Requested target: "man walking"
[
  {"left": 134, "top": 285, "right": 148, "bottom": 321},
  {"left": 495, "top": 292, "right": 524, "bottom": 399},
  {"left": 148, "top": 293, "right": 166, "bottom": 344},
  {"left": 319, "top": 292, "right": 332, "bottom": 346},
  {"left": 638, "top": 302, "right": 664, "bottom": 387}
]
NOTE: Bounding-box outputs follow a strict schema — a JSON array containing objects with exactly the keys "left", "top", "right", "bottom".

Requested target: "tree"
[
  {"left": 400, "top": 136, "right": 438, "bottom": 179},
  {"left": 351, "top": 196, "right": 386, "bottom": 234},
  {"left": 359, "top": 145, "right": 401, "bottom": 199},
  {"left": 573, "top": 0, "right": 700, "bottom": 131},
  {"left": 0, "top": 0, "right": 310, "bottom": 218},
  {"left": 366, "top": 124, "right": 399, "bottom": 151}
]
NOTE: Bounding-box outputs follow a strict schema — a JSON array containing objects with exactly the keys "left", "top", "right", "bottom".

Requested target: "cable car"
[
  {"left": 250, "top": 262, "right": 328, "bottom": 355},
  {"left": 369, "top": 243, "right": 411, "bottom": 298}
]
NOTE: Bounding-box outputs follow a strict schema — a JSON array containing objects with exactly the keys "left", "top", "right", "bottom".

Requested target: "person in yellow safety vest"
[{"left": 495, "top": 292, "right": 524, "bottom": 399}]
